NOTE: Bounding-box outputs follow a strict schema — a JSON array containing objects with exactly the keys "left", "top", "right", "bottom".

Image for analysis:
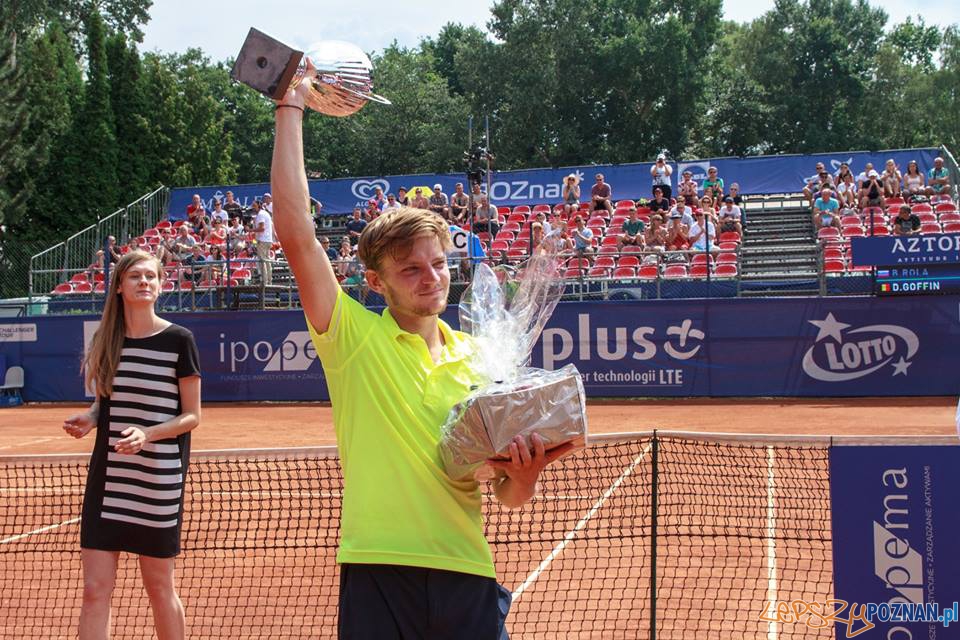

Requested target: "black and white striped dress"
[{"left": 80, "top": 324, "right": 201, "bottom": 558}]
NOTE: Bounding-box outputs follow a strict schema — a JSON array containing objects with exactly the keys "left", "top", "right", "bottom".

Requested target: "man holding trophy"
[{"left": 236, "top": 29, "right": 577, "bottom": 638}]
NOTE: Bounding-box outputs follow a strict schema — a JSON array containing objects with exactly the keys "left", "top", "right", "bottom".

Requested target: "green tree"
[
  {"left": 0, "top": 15, "right": 36, "bottom": 228},
  {"left": 107, "top": 31, "right": 152, "bottom": 197}
]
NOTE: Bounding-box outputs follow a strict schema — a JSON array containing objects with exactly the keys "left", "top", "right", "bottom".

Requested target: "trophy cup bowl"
[{"left": 231, "top": 28, "right": 390, "bottom": 117}]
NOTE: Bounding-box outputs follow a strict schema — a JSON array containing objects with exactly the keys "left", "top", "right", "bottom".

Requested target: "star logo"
[
  {"left": 809, "top": 313, "right": 850, "bottom": 342},
  {"left": 891, "top": 357, "right": 912, "bottom": 376}
]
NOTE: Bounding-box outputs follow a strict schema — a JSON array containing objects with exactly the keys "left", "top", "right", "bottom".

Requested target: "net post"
[{"left": 649, "top": 430, "right": 659, "bottom": 640}]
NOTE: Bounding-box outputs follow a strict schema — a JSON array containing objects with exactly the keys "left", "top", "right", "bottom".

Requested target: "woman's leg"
[
  {"left": 79, "top": 549, "right": 119, "bottom": 640},
  {"left": 139, "top": 555, "right": 185, "bottom": 640}
]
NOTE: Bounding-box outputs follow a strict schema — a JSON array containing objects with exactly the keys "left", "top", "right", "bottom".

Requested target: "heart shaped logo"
[{"left": 351, "top": 179, "right": 390, "bottom": 200}]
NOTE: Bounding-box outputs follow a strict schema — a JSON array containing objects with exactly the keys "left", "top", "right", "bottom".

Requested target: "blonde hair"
[
  {"left": 357, "top": 206, "right": 452, "bottom": 272},
  {"left": 83, "top": 250, "right": 163, "bottom": 396}
]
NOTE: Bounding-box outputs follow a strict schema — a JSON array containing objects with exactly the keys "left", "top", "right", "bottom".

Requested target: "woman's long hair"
[{"left": 84, "top": 250, "right": 163, "bottom": 397}]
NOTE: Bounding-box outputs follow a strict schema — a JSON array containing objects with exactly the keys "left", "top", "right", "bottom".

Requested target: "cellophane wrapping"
[{"left": 439, "top": 237, "right": 589, "bottom": 481}]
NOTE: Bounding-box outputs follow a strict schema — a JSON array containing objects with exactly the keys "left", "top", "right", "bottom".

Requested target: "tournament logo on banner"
[
  {"left": 830, "top": 446, "right": 960, "bottom": 639},
  {"left": 850, "top": 235, "right": 960, "bottom": 267}
]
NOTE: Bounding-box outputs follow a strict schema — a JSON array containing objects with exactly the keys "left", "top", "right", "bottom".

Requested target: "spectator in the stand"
[
  {"left": 926, "top": 157, "right": 951, "bottom": 198},
  {"left": 223, "top": 191, "right": 243, "bottom": 219},
  {"left": 892, "top": 205, "right": 921, "bottom": 236},
  {"left": 210, "top": 199, "right": 229, "bottom": 224},
  {"left": 254, "top": 202, "right": 274, "bottom": 285},
  {"left": 882, "top": 159, "right": 902, "bottom": 198},
  {"left": 860, "top": 170, "right": 884, "bottom": 209},
  {"left": 689, "top": 210, "right": 719, "bottom": 257},
  {"left": 701, "top": 167, "right": 724, "bottom": 201},
  {"left": 648, "top": 187, "right": 671, "bottom": 215},
  {"left": 207, "top": 218, "right": 228, "bottom": 246},
  {"left": 812, "top": 187, "right": 841, "bottom": 228},
  {"left": 555, "top": 220, "right": 576, "bottom": 254},
  {"left": 718, "top": 197, "right": 743, "bottom": 236},
  {"left": 371, "top": 186, "right": 385, "bottom": 211},
  {"left": 562, "top": 174, "right": 581, "bottom": 217},
  {"left": 87, "top": 250, "right": 106, "bottom": 279},
  {"left": 411, "top": 188, "right": 430, "bottom": 210},
  {"left": 382, "top": 193, "right": 401, "bottom": 212},
  {"left": 470, "top": 182, "right": 484, "bottom": 199},
  {"left": 836, "top": 172, "right": 858, "bottom": 210},
  {"left": 855, "top": 163, "right": 875, "bottom": 189},
  {"left": 205, "top": 245, "right": 227, "bottom": 284},
  {"left": 531, "top": 222, "right": 545, "bottom": 250},
  {"left": 366, "top": 199, "right": 381, "bottom": 220},
  {"left": 590, "top": 173, "right": 614, "bottom": 215},
  {"left": 803, "top": 162, "right": 829, "bottom": 205},
  {"left": 618, "top": 208, "right": 646, "bottom": 249},
  {"left": 667, "top": 213, "right": 690, "bottom": 250},
  {"left": 345, "top": 207, "right": 367, "bottom": 246},
  {"left": 471, "top": 196, "right": 500, "bottom": 236},
  {"left": 227, "top": 217, "right": 246, "bottom": 254},
  {"left": 572, "top": 216, "right": 595, "bottom": 260},
  {"left": 902, "top": 160, "right": 926, "bottom": 198},
  {"left": 180, "top": 244, "right": 207, "bottom": 283},
  {"left": 174, "top": 225, "right": 197, "bottom": 262},
  {"left": 156, "top": 230, "right": 177, "bottom": 265},
  {"left": 428, "top": 184, "right": 450, "bottom": 219},
  {"left": 728, "top": 183, "right": 744, "bottom": 207},
  {"left": 106, "top": 236, "right": 121, "bottom": 264},
  {"left": 450, "top": 183, "right": 469, "bottom": 223},
  {"left": 650, "top": 154, "right": 673, "bottom": 199},
  {"left": 699, "top": 196, "right": 717, "bottom": 222},
  {"left": 397, "top": 187, "right": 410, "bottom": 206},
  {"left": 261, "top": 193, "right": 273, "bottom": 214},
  {"left": 644, "top": 215, "right": 668, "bottom": 252},
  {"left": 124, "top": 237, "right": 140, "bottom": 255},
  {"left": 319, "top": 235, "right": 339, "bottom": 261},
  {"left": 186, "top": 194, "right": 205, "bottom": 223},
  {"left": 668, "top": 199, "right": 695, "bottom": 227},
  {"left": 336, "top": 237, "right": 361, "bottom": 281},
  {"left": 194, "top": 211, "right": 211, "bottom": 241},
  {"left": 534, "top": 211, "right": 551, "bottom": 236},
  {"left": 834, "top": 162, "right": 853, "bottom": 186},
  {"left": 678, "top": 170, "right": 698, "bottom": 205}
]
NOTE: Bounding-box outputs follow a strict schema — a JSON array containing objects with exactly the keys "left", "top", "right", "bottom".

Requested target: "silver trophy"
[{"left": 231, "top": 28, "right": 390, "bottom": 117}]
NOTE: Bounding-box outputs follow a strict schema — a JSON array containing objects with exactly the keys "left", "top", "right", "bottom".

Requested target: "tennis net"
[{"left": 2, "top": 432, "right": 946, "bottom": 639}]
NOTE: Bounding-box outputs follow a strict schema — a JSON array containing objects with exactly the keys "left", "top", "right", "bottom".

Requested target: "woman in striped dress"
[{"left": 63, "top": 250, "right": 201, "bottom": 640}]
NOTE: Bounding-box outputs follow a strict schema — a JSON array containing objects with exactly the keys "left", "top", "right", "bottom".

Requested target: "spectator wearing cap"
[
  {"left": 224, "top": 191, "right": 243, "bottom": 219},
  {"left": 678, "top": 170, "right": 698, "bottom": 206},
  {"left": 562, "top": 173, "right": 581, "bottom": 217},
  {"left": 345, "top": 207, "right": 367, "bottom": 246},
  {"left": 590, "top": 173, "right": 614, "bottom": 215},
  {"left": 701, "top": 167, "right": 724, "bottom": 202},
  {"left": 411, "top": 188, "right": 429, "bottom": 210},
  {"left": 892, "top": 205, "right": 921, "bottom": 236},
  {"left": 718, "top": 197, "right": 742, "bottom": 236},
  {"left": 926, "top": 157, "right": 951, "bottom": 198},
  {"left": 859, "top": 169, "right": 884, "bottom": 209},
  {"left": 450, "top": 183, "right": 470, "bottom": 223},
  {"left": 366, "top": 199, "right": 380, "bottom": 220},
  {"left": 650, "top": 154, "right": 673, "bottom": 199},
  {"left": 382, "top": 193, "right": 401, "bottom": 212},
  {"left": 397, "top": 187, "right": 410, "bottom": 206},
  {"left": 262, "top": 192, "right": 274, "bottom": 214},
  {"left": 428, "top": 184, "right": 450, "bottom": 219}
]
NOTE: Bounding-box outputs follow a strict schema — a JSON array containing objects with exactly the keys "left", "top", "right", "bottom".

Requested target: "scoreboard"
[{"left": 874, "top": 264, "right": 960, "bottom": 295}]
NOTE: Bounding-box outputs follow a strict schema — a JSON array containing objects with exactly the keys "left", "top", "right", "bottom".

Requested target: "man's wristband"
[{"left": 275, "top": 104, "right": 305, "bottom": 114}]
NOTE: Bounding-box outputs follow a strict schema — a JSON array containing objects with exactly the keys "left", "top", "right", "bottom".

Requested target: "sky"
[{"left": 140, "top": 0, "right": 960, "bottom": 64}]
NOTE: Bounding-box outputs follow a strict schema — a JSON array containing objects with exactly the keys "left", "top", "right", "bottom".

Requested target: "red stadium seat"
[
  {"left": 52, "top": 283, "right": 73, "bottom": 295},
  {"left": 563, "top": 267, "right": 584, "bottom": 279},
  {"left": 73, "top": 282, "right": 93, "bottom": 294},
  {"left": 143, "top": 228, "right": 160, "bottom": 237},
  {"left": 94, "top": 282, "right": 105, "bottom": 293},
  {"left": 920, "top": 223, "right": 942, "bottom": 234},
  {"left": 718, "top": 231, "right": 741, "bottom": 243},
  {"left": 638, "top": 264, "right": 659, "bottom": 279},
  {"left": 156, "top": 220, "right": 172, "bottom": 229},
  {"left": 566, "top": 257, "right": 590, "bottom": 269},
  {"left": 587, "top": 266, "right": 610, "bottom": 278},
  {"left": 513, "top": 205, "right": 531, "bottom": 215},
  {"left": 818, "top": 227, "right": 840, "bottom": 240},
  {"left": 490, "top": 240, "right": 510, "bottom": 252},
  {"left": 494, "top": 231, "right": 515, "bottom": 242},
  {"left": 595, "top": 256, "right": 616, "bottom": 269},
  {"left": 70, "top": 273, "right": 89, "bottom": 284},
  {"left": 935, "top": 203, "right": 958, "bottom": 213},
  {"left": 601, "top": 235, "right": 620, "bottom": 247},
  {"left": 717, "top": 252, "right": 738, "bottom": 264},
  {"left": 869, "top": 226, "right": 889, "bottom": 236},
  {"left": 501, "top": 222, "right": 521, "bottom": 233},
  {"left": 663, "top": 265, "right": 688, "bottom": 279},
  {"left": 943, "top": 222, "right": 960, "bottom": 233},
  {"left": 690, "top": 253, "right": 714, "bottom": 266},
  {"left": 840, "top": 215, "right": 862, "bottom": 226},
  {"left": 690, "top": 264, "right": 710, "bottom": 278},
  {"left": 161, "top": 280, "right": 176, "bottom": 292},
  {"left": 612, "top": 266, "right": 637, "bottom": 279},
  {"left": 912, "top": 203, "right": 933, "bottom": 213},
  {"left": 610, "top": 216, "right": 627, "bottom": 226},
  {"left": 823, "top": 247, "right": 844, "bottom": 261},
  {"left": 532, "top": 204, "right": 551, "bottom": 214},
  {"left": 884, "top": 197, "right": 904, "bottom": 206},
  {"left": 615, "top": 199, "right": 636, "bottom": 209},
  {"left": 607, "top": 225, "right": 623, "bottom": 235},
  {"left": 507, "top": 213, "right": 525, "bottom": 223},
  {"left": 824, "top": 260, "right": 845, "bottom": 273},
  {"left": 715, "top": 264, "right": 738, "bottom": 277},
  {"left": 617, "top": 255, "right": 641, "bottom": 268},
  {"left": 622, "top": 244, "right": 644, "bottom": 254},
  {"left": 506, "top": 248, "right": 527, "bottom": 260},
  {"left": 938, "top": 212, "right": 960, "bottom": 224},
  {"left": 598, "top": 245, "right": 619, "bottom": 255},
  {"left": 916, "top": 212, "right": 937, "bottom": 223},
  {"left": 718, "top": 241, "right": 739, "bottom": 251},
  {"left": 842, "top": 226, "right": 865, "bottom": 238}
]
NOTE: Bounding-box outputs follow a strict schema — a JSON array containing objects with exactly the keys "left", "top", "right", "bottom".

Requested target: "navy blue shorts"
[{"left": 338, "top": 564, "right": 511, "bottom": 639}]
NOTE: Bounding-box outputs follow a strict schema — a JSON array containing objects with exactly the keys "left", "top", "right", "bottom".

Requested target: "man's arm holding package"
[
  {"left": 271, "top": 71, "right": 340, "bottom": 335},
  {"left": 488, "top": 434, "right": 575, "bottom": 509}
]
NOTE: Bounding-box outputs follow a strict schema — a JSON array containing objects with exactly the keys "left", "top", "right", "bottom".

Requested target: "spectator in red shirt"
[
  {"left": 590, "top": 173, "right": 614, "bottom": 215},
  {"left": 186, "top": 194, "right": 204, "bottom": 224}
]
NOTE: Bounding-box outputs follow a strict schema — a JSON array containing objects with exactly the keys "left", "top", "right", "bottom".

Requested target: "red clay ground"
[{"left": 0, "top": 397, "right": 954, "bottom": 455}]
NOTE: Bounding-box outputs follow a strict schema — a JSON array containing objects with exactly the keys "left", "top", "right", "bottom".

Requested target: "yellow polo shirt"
[{"left": 307, "top": 288, "right": 495, "bottom": 578}]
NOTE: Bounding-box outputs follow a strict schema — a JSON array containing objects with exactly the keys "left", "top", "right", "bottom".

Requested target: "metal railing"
[{"left": 28, "top": 187, "right": 169, "bottom": 302}]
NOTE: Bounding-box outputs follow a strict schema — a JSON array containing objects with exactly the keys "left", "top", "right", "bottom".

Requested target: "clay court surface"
[{"left": 0, "top": 397, "right": 955, "bottom": 454}]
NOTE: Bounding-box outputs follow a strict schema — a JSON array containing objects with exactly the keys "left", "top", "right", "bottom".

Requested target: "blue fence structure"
[
  {"left": 2, "top": 295, "right": 957, "bottom": 402},
  {"left": 168, "top": 148, "right": 943, "bottom": 216}
]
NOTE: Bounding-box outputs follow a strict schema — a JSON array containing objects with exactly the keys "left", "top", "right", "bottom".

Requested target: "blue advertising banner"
[
  {"left": 830, "top": 446, "right": 960, "bottom": 639},
  {"left": 2, "top": 295, "right": 958, "bottom": 402},
  {"left": 168, "top": 148, "right": 942, "bottom": 216},
  {"left": 851, "top": 234, "right": 960, "bottom": 267}
]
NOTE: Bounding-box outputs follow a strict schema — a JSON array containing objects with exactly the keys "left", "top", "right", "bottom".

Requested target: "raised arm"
[{"left": 271, "top": 71, "right": 341, "bottom": 334}]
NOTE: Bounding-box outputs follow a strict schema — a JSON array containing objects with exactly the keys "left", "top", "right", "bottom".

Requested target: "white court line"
[
  {"left": 0, "top": 438, "right": 55, "bottom": 451},
  {"left": 766, "top": 445, "right": 779, "bottom": 640},
  {"left": 0, "top": 517, "right": 81, "bottom": 545},
  {"left": 511, "top": 443, "right": 652, "bottom": 602}
]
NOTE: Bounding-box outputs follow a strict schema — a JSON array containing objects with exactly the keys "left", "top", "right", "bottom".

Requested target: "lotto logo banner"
[{"left": 830, "top": 446, "right": 960, "bottom": 639}]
